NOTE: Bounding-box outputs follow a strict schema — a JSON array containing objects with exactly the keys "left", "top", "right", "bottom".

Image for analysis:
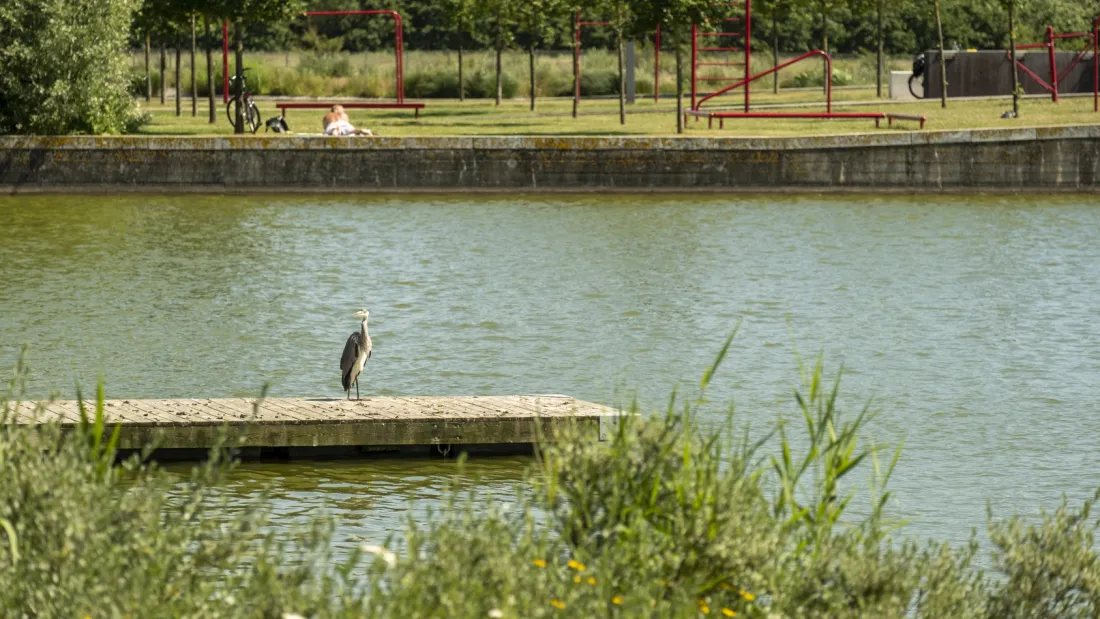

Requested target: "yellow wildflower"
[
  {"left": 550, "top": 599, "right": 565, "bottom": 610},
  {"left": 574, "top": 575, "right": 582, "bottom": 584},
  {"left": 567, "top": 559, "right": 586, "bottom": 572},
  {"left": 612, "top": 596, "right": 623, "bottom": 605},
  {"left": 740, "top": 590, "right": 755, "bottom": 602},
  {"left": 700, "top": 605, "right": 711, "bottom": 614},
  {"left": 533, "top": 559, "right": 547, "bottom": 568},
  {"left": 587, "top": 577, "right": 596, "bottom": 585},
  {"left": 721, "top": 609, "right": 737, "bottom": 617}
]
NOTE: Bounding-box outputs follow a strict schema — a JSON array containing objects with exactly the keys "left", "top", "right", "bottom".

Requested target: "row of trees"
[{"left": 135, "top": 0, "right": 1100, "bottom": 133}]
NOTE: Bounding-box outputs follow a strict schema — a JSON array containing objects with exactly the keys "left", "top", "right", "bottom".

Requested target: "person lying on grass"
[{"left": 323, "top": 105, "right": 373, "bottom": 136}]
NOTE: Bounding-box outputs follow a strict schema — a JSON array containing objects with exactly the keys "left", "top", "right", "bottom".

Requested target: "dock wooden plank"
[{"left": 9, "top": 396, "right": 617, "bottom": 451}]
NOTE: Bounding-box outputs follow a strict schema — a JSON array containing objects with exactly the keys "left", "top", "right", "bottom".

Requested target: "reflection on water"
[
  {"left": 2, "top": 193, "right": 1100, "bottom": 551},
  {"left": 160, "top": 456, "right": 531, "bottom": 555}
]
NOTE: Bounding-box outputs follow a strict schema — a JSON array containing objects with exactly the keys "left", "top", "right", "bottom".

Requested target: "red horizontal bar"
[
  {"left": 1015, "top": 43, "right": 1049, "bottom": 50},
  {"left": 275, "top": 102, "right": 424, "bottom": 109},
  {"left": 706, "top": 112, "right": 886, "bottom": 119},
  {"left": 306, "top": 10, "right": 396, "bottom": 16},
  {"left": 698, "top": 47, "right": 742, "bottom": 52}
]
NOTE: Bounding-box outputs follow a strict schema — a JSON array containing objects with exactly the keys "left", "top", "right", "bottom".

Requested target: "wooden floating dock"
[{"left": 10, "top": 395, "right": 619, "bottom": 456}]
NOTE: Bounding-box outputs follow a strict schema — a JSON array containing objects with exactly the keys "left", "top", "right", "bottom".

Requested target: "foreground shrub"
[
  {"left": 0, "top": 0, "right": 139, "bottom": 134},
  {"left": 0, "top": 358, "right": 367, "bottom": 617},
  {"left": 1, "top": 339, "right": 1098, "bottom": 617}
]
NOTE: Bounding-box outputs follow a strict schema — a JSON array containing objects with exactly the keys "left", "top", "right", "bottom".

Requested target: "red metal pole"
[
  {"left": 222, "top": 21, "right": 229, "bottom": 104},
  {"left": 691, "top": 23, "right": 698, "bottom": 110},
  {"left": 744, "top": 0, "right": 751, "bottom": 112},
  {"left": 655, "top": 24, "right": 660, "bottom": 103},
  {"left": 1048, "top": 26, "right": 1059, "bottom": 102}
]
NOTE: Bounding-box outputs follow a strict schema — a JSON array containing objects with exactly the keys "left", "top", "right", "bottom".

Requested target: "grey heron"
[{"left": 340, "top": 309, "right": 372, "bottom": 400}]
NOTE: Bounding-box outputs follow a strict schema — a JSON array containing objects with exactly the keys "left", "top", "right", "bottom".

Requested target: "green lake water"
[{"left": 2, "top": 193, "right": 1099, "bottom": 555}]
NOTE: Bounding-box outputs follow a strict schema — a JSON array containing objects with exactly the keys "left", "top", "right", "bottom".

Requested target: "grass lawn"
[{"left": 136, "top": 92, "right": 1100, "bottom": 138}]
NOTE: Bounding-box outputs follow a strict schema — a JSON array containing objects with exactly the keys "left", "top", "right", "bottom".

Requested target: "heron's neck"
[{"left": 361, "top": 318, "right": 369, "bottom": 338}]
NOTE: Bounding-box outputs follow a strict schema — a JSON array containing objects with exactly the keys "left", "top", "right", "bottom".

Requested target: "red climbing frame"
[
  {"left": 1009, "top": 21, "right": 1100, "bottom": 107},
  {"left": 689, "top": 0, "right": 912, "bottom": 128},
  {"left": 223, "top": 10, "right": 407, "bottom": 104},
  {"left": 691, "top": 0, "right": 751, "bottom": 112},
  {"left": 573, "top": 12, "right": 662, "bottom": 112}
]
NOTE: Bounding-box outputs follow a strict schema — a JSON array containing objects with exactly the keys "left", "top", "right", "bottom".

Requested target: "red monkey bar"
[
  {"left": 691, "top": 0, "right": 750, "bottom": 112},
  {"left": 222, "top": 10, "right": 408, "bottom": 104}
]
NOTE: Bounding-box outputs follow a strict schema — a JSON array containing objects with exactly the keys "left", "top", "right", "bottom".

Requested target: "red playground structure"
[
  {"left": 1009, "top": 19, "right": 1100, "bottom": 110},
  {"left": 688, "top": 0, "right": 924, "bottom": 129}
]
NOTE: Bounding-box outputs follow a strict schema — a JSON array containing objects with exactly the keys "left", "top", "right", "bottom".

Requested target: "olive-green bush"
[{"left": 0, "top": 0, "right": 140, "bottom": 134}]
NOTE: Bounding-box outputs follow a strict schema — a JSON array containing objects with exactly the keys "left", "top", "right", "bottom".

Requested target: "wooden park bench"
[{"left": 686, "top": 109, "right": 927, "bottom": 130}]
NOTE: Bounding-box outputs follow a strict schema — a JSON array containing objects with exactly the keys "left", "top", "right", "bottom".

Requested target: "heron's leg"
[{"left": 355, "top": 378, "right": 360, "bottom": 401}]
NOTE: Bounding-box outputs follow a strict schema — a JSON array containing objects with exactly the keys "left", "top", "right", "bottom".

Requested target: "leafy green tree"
[
  {"left": 595, "top": 0, "right": 638, "bottom": 125},
  {"left": 514, "top": 0, "right": 569, "bottom": 111},
  {"left": 441, "top": 0, "right": 477, "bottom": 101},
  {"left": 0, "top": 0, "right": 141, "bottom": 135},
  {"left": 475, "top": 0, "right": 520, "bottom": 105}
]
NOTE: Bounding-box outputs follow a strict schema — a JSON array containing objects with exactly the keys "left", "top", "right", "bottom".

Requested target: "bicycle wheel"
[
  {"left": 245, "top": 99, "right": 261, "bottom": 134},
  {"left": 225, "top": 97, "right": 240, "bottom": 128}
]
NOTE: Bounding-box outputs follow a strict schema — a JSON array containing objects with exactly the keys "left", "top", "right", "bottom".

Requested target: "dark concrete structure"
[
  {"left": 924, "top": 51, "right": 1097, "bottom": 99},
  {"left": 2, "top": 126, "right": 1099, "bottom": 192}
]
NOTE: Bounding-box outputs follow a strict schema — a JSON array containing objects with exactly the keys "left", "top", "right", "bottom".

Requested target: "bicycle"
[{"left": 226, "top": 69, "right": 261, "bottom": 134}]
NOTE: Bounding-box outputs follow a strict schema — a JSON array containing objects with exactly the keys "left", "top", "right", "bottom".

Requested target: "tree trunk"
[
  {"left": 934, "top": 0, "right": 947, "bottom": 108},
  {"left": 458, "top": 45, "right": 465, "bottom": 101},
  {"left": 1008, "top": 0, "right": 1019, "bottom": 117},
  {"left": 191, "top": 16, "right": 197, "bottom": 116},
  {"left": 572, "top": 33, "right": 580, "bottom": 118},
  {"left": 529, "top": 45, "right": 536, "bottom": 111},
  {"left": 675, "top": 42, "right": 684, "bottom": 134},
  {"left": 234, "top": 23, "right": 244, "bottom": 134},
  {"left": 876, "top": 0, "right": 883, "bottom": 97},
  {"left": 495, "top": 47, "right": 503, "bottom": 105},
  {"left": 175, "top": 46, "right": 182, "bottom": 116},
  {"left": 205, "top": 17, "right": 215, "bottom": 124},
  {"left": 772, "top": 7, "right": 779, "bottom": 94},
  {"left": 617, "top": 35, "right": 626, "bottom": 125},
  {"left": 159, "top": 43, "right": 166, "bottom": 104},
  {"left": 144, "top": 33, "right": 151, "bottom": 101}
]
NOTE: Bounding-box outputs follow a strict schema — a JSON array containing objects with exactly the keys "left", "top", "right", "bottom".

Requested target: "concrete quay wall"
[{"left": 1, "top": 126, "right": 1098, "bottom": 192}]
